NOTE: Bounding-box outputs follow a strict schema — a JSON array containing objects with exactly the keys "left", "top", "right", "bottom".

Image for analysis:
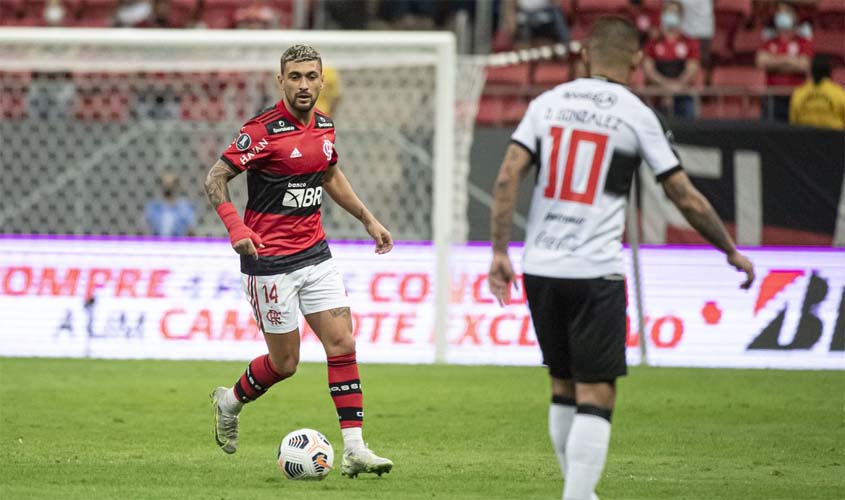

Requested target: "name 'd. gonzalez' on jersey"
[{"left": 543, "top": 107, "right": 624, "bottom": 131}]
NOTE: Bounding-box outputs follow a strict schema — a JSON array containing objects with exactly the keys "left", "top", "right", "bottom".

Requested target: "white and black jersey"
[{"left": 511, "top": 77, "right": 682, "bottom": 279}]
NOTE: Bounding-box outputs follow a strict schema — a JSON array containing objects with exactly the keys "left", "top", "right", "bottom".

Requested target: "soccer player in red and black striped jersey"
[{"left": 205, "top": 45, "right": 393, "bottom": 478}]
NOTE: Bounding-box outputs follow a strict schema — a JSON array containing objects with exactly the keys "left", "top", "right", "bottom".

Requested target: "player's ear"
[{"left": 630, "top": 50, "right": 643, "bottom": 70}]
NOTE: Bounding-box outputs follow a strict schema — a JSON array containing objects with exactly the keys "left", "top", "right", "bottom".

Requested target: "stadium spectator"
[
  {"left": 235, "top": 0, "right": 279, "bottom": 30},
  {"left": 113, "top": 0, "right": 153, "bottom": 27},
  {"left": 756, "top": 1, "right": 813, "bottom": 122},
  {"left": 144, "top": 173, "right": 196, "bottom": 237},
  {"left": 315, "top": 66, "right": 342, "bottom": 116},
  {"left": 790, "top": 54, "right": 845, "bottom": 129},
  {"left": 678, "top": 0, "right": 714, "bottom": 68},
  {"left": 643, "top": 1, "right": 701, "bottom": 119},
  {"left": 375, "top": 0, "right": 437, "bottom": 30},
  {"left": 500, "top": 0, "right": 570, "bottom": 49},
  {"left": 43, "top": 0, "right": 67, "bottom": 27}
]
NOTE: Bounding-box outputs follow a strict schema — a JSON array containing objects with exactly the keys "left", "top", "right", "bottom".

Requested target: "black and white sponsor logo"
[
  {"left": 266, "top": 118, "right": 297, "bottom": 135},
  {"left": 282, "top": 181, "right": 323, "bottom": 209},
  {"left": 562, "top": 90, "right": 618, "bottom": 109},
  {"left": 235, "top": 133, "right": 252, "bottom": 151},
  {"left": 315, "top": 115, "right": 334, "bottom": 128}
]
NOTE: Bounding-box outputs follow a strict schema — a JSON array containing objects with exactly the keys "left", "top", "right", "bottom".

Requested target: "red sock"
[
  {"left": 327, "top": 352, "right": 363, "bottom": 428},
  {"left": 233, "top": 354, "right": 285, "bottom": 403}
]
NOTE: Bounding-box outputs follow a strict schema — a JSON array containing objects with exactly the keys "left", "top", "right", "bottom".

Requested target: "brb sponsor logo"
[
  {"left": 282, "top": 182, "right": 322, "bottom": 208},
  {"left": 746, "top": 269, "right": 844, "bottom": 352}
]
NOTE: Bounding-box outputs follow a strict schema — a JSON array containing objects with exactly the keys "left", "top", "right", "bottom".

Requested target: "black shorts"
[{"left": 524, "top": 274, "right": 627, "bottom": 383}]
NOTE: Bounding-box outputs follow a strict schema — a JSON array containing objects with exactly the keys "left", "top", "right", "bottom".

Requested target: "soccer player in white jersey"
[{"left": 488, "top": 17, "right": 755, "bottom": 500}]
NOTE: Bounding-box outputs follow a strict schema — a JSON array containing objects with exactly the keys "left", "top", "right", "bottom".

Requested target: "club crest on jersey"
[
  {"left": 322, "top": 140, "right": 333, "bottom": 161},
  {"left": 235, "top": 133, "right": 252, "bottom": 151}
]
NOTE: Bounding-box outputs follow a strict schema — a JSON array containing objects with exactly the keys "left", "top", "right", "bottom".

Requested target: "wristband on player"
[{"left": 215, "top": 202, "right": 263, "bottom": 247}]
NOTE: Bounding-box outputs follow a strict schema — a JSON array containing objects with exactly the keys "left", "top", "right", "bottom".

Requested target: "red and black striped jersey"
[{"left": 220, "top": 101, "right": 338, "bottom": 276}]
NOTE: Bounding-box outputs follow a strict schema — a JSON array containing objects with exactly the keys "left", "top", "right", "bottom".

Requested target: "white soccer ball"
[{"left": 277, "top": 428, "right": 334, "bottom": 480}]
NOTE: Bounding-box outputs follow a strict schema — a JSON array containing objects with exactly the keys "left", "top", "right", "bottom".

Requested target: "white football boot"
[
  {"left": 210, "top": 386, "right": 239, "bottom": 454},
  {"left": 341, "top": 446, "right": 394, "bottom": 478}
]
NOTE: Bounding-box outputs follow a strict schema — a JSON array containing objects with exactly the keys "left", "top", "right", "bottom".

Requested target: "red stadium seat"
[
  {"left": 704, "top": 65, "right": 765, "bottom": 120},
  {"left": 199, "top": 0, "right": 240, "bottom": 28},
  {"left": 505, "top": 98, "right": 529, "bottom": 124},
  {"left": 486, "top": 63, "right": 531, "bottom": 86},
  {"left": 571, "top": 0, "right": 629, "bottom": 26},
  {"left": 0, "top": 70, "right": 31, "bottom": 120},
  {"left": 77, "top": 0, "right": 117, "bottom": 26},
  {"left": 711, "top": 65, "right": 766, "bottom": 89},
  {"left": 732, "top": 27, "right": 764, "bottom": 65},
  {"left": 714, "top": 0, "right": 751, "bottom": 35},
  {"left": 710, "top": 29, "right": 734, "bottom": 64},
  {"left": 167, "top": 0, "right": 199, "bottom": 28},
  {"left": 813, "top": 29, "right": 845, "bottom": 65},
  {"left": 475, "top": 96, "right": 507, "bottom": 126},
  {"left": 533, "top": 61, "right": 570, "bottom": 86},
  {"left": 72, "top": 72, "right": 131, "bottom": 121},
  {"left": 817, "top": 0, "right": 845, "bottom": 30},
  {"left": 715, "top": 0, "right": 751, "bottom": 18}
]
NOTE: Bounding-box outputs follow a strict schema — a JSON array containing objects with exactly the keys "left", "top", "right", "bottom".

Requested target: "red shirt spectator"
[
  {"left": 759, "top": 35, "right": 813, "bottom": 87},
  {"left": 644, "top": 34, "right": 701, "bottom": 79}
]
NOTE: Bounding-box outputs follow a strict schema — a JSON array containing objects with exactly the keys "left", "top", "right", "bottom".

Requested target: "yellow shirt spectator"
[
  {"left": 316, "top": 66, "right": 342, "bottom": 116},
  {"left": 789, "top": 77, "right": 845, "bottom": 129}
]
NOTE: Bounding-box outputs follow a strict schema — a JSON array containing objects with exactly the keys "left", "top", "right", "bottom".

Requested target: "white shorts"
[{"left": 242, "top": 259, "right": 349, "bottom": 334}]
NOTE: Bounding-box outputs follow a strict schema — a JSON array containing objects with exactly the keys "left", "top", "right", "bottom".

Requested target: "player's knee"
[
  {"left": 276, "top": 358, "right": 298, "bottom": 379},
  {"left": 269, "top": 354, "right": 299, "bottom": 379},
  {"left": 325, "top": 334, "right": 355, "bottom": 355}
]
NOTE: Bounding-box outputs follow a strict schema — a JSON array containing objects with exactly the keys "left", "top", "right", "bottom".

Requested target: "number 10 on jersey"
[{"left": 543, "top": 127, "right": 609, "bottom": 205}]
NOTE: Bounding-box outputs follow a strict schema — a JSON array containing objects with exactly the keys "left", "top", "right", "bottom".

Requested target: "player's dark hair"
[
  {"left": 280, "top": 45, "right": 322, "bottom": 74},
  {"left": 810, "top": 54, "right": 831, "bottom": 84},
  {"left": 587, "top": 16, "right": 640, "bottom": 68}
]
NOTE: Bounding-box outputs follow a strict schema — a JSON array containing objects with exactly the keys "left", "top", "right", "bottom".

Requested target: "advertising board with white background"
[{"left": 1, "top": 236, "right": 842, "bottom": 370}]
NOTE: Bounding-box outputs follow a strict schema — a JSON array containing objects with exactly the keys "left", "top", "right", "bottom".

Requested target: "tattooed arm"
[
  {"left": 662, "top": 169, "right": 755, "bottom": 289},
  {"left": 204, "top": 159, "right": 239, "bottom": 206},
  {"left": 205, "top": 160, "right": 263, "bottom": 257},
  {"left": 489, "top": 143, "right": 534, "bottom": 306}
]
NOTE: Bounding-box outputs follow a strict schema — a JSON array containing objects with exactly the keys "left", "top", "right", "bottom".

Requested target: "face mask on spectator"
[
  {"left": 44, "top": 4, "right": 65, "bottom": 25},
  {"left": 116, "top": 1, "right": 152, "bottom": 26},
  {"left": 661, "top": 12, "right": 681, "bottom": 30},
  {"left": 774, "top": 12, "right": 794, "bottom": 31}
]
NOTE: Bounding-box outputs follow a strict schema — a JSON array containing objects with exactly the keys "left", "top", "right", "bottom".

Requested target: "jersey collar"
[{"left": 276, "top": 100, "right": 315, "bottom": 129}]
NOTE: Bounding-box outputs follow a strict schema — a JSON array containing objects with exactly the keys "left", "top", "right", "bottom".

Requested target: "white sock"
[
  {"left": 549, "top": 402, "right": 577, "bottom": 477},
  {"left": 341, "top": 427, "right": 365, "bottom": 452},
  {"left": 221, "top": 387, "right": 244, "bottom": 414},
  {"left": 563, "top": 413, "right": 611, "bottom": 500}
]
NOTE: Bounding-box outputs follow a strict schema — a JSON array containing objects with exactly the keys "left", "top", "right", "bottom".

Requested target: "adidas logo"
[{"left": 290, "top": 147, "right": 302, "bottom": 159}]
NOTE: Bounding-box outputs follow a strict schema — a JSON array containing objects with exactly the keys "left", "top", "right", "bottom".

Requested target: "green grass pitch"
[{"left": 1, "top": 358, "right": 843, "bottom": 499}]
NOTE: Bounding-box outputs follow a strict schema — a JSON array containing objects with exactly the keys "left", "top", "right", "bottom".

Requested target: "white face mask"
[
  {"left": 662, "top": 12, "right": 681, "bottom": 30},
  {"left": 774, "top": 12, "right": 794, "bottom": 31},
  {"left": 44, "top": 4, "right": 65, "bottom": 25},
  {"left": 116, "top": 1, "right": 152, "bottom": 26}
]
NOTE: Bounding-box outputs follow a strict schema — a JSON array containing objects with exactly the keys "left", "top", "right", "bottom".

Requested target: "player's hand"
[
  {"left": 365, "top": 220, "right": 393, "bottom": 254},
  {"left": 489, "top": 251, "right": 517, "bottom": 307},
  {"left": 727, "top": 250, "right": 755, "bottom": 290},
  {"left": 232, "top": 232, "right": 264, "bottom": 259}
]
